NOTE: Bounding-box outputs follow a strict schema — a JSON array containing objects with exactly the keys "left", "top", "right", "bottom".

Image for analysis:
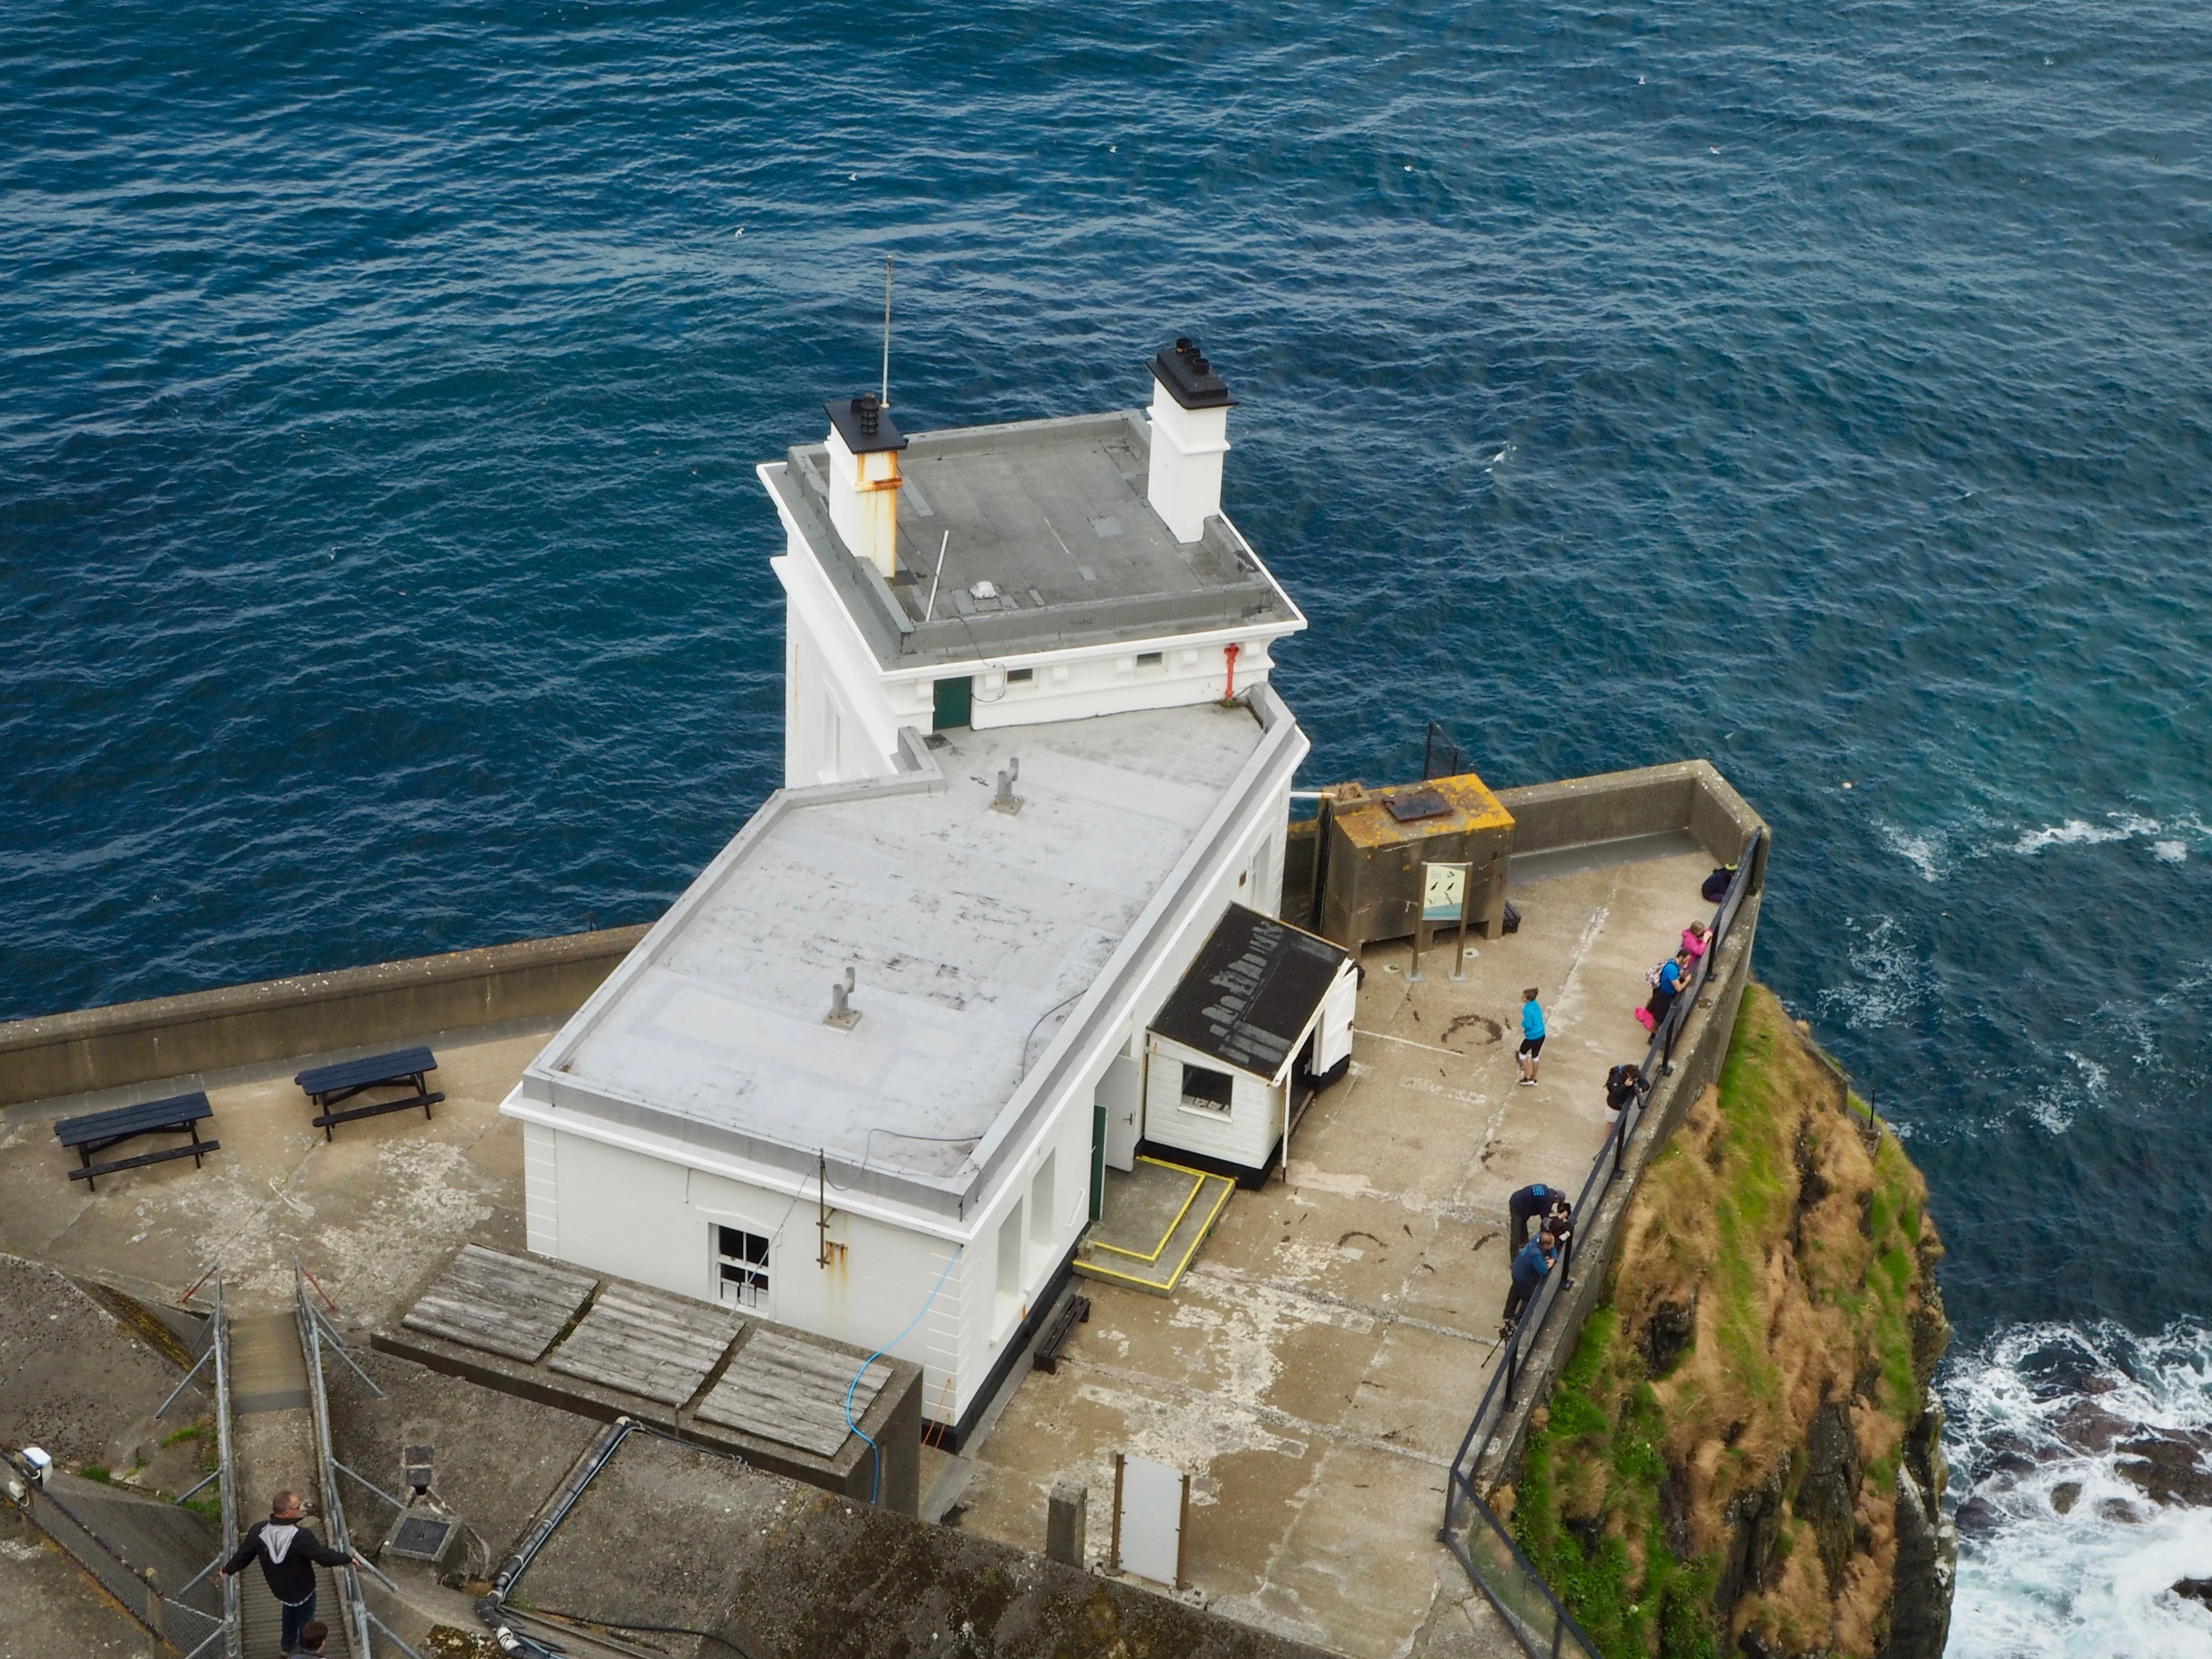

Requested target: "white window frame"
[
  {"left": 1179, "top": 1062, "right": 1235, "bottom": 1117},
  {"left": 714, "top": 1224, "right": 771, "bottom": 1309}
]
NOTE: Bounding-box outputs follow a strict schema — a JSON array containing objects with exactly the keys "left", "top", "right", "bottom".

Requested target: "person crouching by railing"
[
  {"left": 1500, "top": 1225, "right": 1561, "bottom": 1340},
  {"left": 1507, "top": 1182, "right": 1573, "bottom": 1254}
]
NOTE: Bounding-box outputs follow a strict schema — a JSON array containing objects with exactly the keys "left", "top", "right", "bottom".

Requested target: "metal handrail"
[
  {"left": 1441, "top": 1487, "right": 1601, "bottom": 1659},
  {"left": 300, "top": 1268, "right": 381, "bottom": 1659},
  {"left": 1437, "top": 830, "right": 1765, "bottom": 1657},
  {"left": 214, "top": 1275, "right": 240, "bottom": 1659}
]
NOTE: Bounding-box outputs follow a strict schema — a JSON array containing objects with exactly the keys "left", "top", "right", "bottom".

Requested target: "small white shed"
[{"left": 1142, "top": 903, "right": 1356, "bottom": 1180}]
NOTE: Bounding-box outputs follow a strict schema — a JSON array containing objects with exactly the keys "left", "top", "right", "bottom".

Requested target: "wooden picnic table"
[
  {"left": 295, "top": 1046, "right": 444, "bottom": 1140},
  {"left": 55, "top": 1094, "right": 220, "bottom": 1190}
]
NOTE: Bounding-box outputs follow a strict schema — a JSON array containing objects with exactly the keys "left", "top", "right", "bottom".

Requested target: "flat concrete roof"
[
  {"left": 762, "top": 410, "right": 1303, "bottom": 668},
  {"left": 528, "top": 698, "right": 1284, "bottom": 1210}
]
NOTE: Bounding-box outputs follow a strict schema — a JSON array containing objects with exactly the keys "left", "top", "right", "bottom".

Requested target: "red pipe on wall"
[{"left": 1223, "top": 641, "right": 1240, "bottom": 701}]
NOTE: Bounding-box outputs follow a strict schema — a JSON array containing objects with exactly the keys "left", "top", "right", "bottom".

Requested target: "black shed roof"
[{"left": 1149, "top": 904, "right": 1351, "bottom": 1081}]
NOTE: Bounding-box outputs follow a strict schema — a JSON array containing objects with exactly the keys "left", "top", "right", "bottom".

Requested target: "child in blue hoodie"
[{"left": 1516, "top": 988, "right": 1545, "bottom": 1085}]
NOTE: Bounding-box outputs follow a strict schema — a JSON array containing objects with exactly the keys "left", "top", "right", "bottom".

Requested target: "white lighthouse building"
[{"left": 500, "top": 339, "right": 1332, "bottom": 1446}]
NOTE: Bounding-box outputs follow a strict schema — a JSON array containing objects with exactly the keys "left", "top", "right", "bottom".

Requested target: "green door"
[
  {"left": 932, "top": 675, "right": 973, "bottom": 731},
  {"left": 1090, "top": 1103, "right": 1107, "bottom": 1221}
]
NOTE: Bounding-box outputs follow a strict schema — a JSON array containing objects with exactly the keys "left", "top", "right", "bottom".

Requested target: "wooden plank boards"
[
  {"left": 401, "top": 1243, "right": 597, "bottom": 1363},
  {"left": 547, "top": 1281, "right": 743, "bottom": 1406},
  {"left": 696, "top": 1329, "right": 890, "bottom": 1456}
]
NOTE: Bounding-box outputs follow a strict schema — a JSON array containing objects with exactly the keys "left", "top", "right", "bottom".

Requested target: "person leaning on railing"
[
  {"left": 1635, "top": 950, "right": 1692, "bottom": 1034},
  {"left": 1604, "top": 1061, "right": 1644, "bottom": 1123},
  {"left": 1499, "top": 1225, "right": 1561, "bottom": 1338}
]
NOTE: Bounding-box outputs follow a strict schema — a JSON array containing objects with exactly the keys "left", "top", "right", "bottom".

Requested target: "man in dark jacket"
[
  {"left": 1499, "top": 1227, "right": 1559, "bottom": 1336},
  {"left": 218, "top": 1491, "right": 359, "bottom": 1653},
  {"left": 1507, "top": 1182, "right": 1571, "bottom": 1255}
]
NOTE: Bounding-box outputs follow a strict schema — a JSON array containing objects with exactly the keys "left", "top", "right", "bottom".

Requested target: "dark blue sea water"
[{"left": 5, "top": 2, "right": 2209, "bottom": 1646}]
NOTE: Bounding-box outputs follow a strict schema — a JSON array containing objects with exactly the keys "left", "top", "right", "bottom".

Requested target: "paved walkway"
[
  {"left": 941, "top": 844, "right": 1716, "bottom": 1659},
  {"left": 0, "top": 1027, "right": 549, "bottom": 1321}
]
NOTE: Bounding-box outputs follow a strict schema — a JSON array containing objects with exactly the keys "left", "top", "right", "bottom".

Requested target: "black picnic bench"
[
  {"left": 55, "top": 1094, "right": 220, "bottom": 1190},
  {"left": 296, "top": 1046, "right": 445, "bottom": 1140}
]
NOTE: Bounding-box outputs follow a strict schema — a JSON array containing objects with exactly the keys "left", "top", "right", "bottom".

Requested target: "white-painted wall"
[
  {"left": 522, "top": 1018, "right": 1109, "bottom": 1433},
  {"left": 774, "top": 530, "right": 904, "bottom": 789},
  {"left": 1142, "top": 1034, "right": 1285, "bottom": 1171},
  {"left": 523, "top": 1119, "right": 559, "bottom": 1256},
  {"left": 766, "top": 459, "right": 1301, "bottom": 784}
]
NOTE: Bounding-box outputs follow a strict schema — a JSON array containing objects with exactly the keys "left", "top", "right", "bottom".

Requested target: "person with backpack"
[
  {"left": 1636, "top": 950, "right": 1692, "bottom": 1034},
  {"left": 1605, "top": 1062, "right": 1644, "bottom": 1122},
  {"left": 218, "top": 1491, "right": 360, "bottom": 1654}
]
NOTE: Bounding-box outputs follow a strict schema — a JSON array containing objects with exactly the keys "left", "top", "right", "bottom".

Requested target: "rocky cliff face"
[{"left": 1503, "top": 984, "right": 1955, "bottom": 1659}]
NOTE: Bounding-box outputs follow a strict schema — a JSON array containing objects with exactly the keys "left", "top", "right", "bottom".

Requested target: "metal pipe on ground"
[{"left": 489, "top": 1417, "right": 636, "bottom": 1605}]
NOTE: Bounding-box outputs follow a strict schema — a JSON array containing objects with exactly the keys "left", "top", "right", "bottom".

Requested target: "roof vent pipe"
[
  {"left": 1144, "top": 337, "right": 1237, "bottom": 543},
  {"left": 825, "top": 394, "right": 907, "bottom": 580},
  {"left": 992, "top": 757, "right": 1024, "bottom": 816},
  {"left": 826, "top": 966, "right": 860, "bottom": 1029}
]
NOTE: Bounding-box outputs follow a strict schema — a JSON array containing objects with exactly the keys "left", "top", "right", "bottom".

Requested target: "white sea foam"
[
  {"left": 2025, "top": 1051, "right": 2108, "bottom": 1137},
  {"left": 2009, "top": 810, "right": 2209, "bottom": 862},
  {"left": 1877, "top": 817, "right": 1949, "bottom": 884},
  {"left": 2013, "top": 818, "right": 2134, "bottom": 855},
  {"left": 1945, "top": 1322, "right": 2212, "bottom": 1659},
  {"left": 1813, "top": 914, "right": 1926, "bottom": 1033}
]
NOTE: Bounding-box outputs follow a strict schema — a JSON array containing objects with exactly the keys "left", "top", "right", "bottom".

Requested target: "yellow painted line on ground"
[
  {"left": 1139, "top": 1173, "right": 1236, "bottom": 1293},
  {"left": 1089, "top": 1159, "right": 1207, "bottom": 1263},
  {"left": 1079, "top": 1173, "right": 1234, "bottom": 1295}
]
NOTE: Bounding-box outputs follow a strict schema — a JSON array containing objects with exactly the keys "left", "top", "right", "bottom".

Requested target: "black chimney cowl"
[
  {"left": 826, "top": 394, "right": 908, "bottom": 455},
  {"left": 1148, "top": 337, "right": 1237, "bottom": 411}
]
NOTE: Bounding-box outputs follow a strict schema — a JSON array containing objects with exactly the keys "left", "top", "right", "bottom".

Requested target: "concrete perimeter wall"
[
  {"left": 0, "top": 926, "right": 651, "bottom": 1107},
  {"left": 1284, "top": 757, "right": 1767, "bottom": 933},
  {"left": 1493, "top": 757, "right": 1767, "bottom": 877}
]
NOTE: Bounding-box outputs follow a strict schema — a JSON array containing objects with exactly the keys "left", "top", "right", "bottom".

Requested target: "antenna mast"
[{"left": 880, "top": 255, "right": 893, "bottom": 409}]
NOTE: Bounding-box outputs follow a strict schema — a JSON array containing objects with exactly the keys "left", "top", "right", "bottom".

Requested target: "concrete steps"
[{"left": 1073, "top": 1157, "right": 1234, "bottom": 1297}]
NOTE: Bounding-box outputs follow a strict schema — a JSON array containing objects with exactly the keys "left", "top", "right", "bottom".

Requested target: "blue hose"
[{"left": 845, "top": 1244, "right": 963, "bottom": 1503}]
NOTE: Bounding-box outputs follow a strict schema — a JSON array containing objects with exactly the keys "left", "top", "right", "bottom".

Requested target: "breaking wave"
[
  {"left": 1944, "top": 1322, "right": 2212, "bottom": 1659},
  {"left": 2009, "top": 812, "right": 2203, "bottom": 861}
]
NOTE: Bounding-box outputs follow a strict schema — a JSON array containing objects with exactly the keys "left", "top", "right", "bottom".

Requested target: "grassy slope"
[{"left": 1507, "top": 983, "right": 1947, "bottom": 1659}]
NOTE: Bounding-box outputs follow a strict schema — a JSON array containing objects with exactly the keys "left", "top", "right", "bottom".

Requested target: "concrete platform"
[
  {"left": 0, "top": 837, "right": 1719, "bottom": 1659},
  {"left": 941, "top": 841, "right": 1717, "bottom": 1659},
  {"left": 1075, "top": 1157, "right": 1236, "bottom": 1296},
  {"left": 0, "top": 1023, "right": 553, "bottom": 1320}
]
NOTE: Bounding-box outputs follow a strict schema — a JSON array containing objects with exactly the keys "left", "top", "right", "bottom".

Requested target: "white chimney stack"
[
  {"left": 825, "top": 393, "right": 905, "bottom": 580},
  {"left": 1144, "top": 337, "right": 1236, "bottom": 543}
]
